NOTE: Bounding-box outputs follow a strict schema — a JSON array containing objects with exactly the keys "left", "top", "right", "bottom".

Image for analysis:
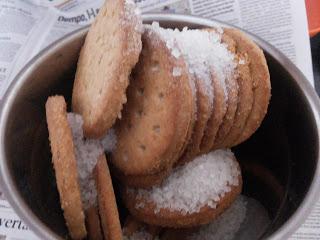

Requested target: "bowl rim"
[{"left": 0, "top": 13, "right": 319, "bottom": 240}]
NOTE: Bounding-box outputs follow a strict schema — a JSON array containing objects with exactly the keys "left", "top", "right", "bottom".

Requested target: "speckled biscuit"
[
  {"left": 122, "top": 177, "right": 242, "bottom": 228},
  {"left": 220, "top": 30, "right": 254, "bottom": 147},
  {"left": 111, "top": 27, "right": 195, "bottom": 177},
  {"left": 122, "top": 150, "right": 242, "bottom": 228},
  {"left": 72, "top": 0, "right": 142, "bottom": 138},
  {"left": 212, "top": 33, "right": 239, "bottom": 149},
  {"left": 95, "top": 154, "right": 122, "bottom": 240},
  {"left": 85, "top": 207, "right": 103, "bottom": 240},
  {"left": 179, "top": 74, "right": 213, "bottom": 165},
  {"left": 224, "top": 28, "right": 271, "bottom": 145},
  {"left": 46, "top": 96, "right": 86, "bottom": 240},
  {"left": 199, "top": 70, "right": 227, "bottom": 154}
]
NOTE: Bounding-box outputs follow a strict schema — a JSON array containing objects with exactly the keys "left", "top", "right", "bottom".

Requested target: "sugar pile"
[
  {"left": 189, "top": 195, "right": 247, "bottom": 240},
  {"left": 67, "top": 113, "right": 117, "bottom": 209},
  {"left": 133, "top": 149, "right": 240, "bottom": 214},
  {"left": 146, "top": 22, "right": 237, "bottom": 103}
]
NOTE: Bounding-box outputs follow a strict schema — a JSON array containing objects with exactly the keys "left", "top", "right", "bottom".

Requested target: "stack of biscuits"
[{"left": 45, "top": 0, "right": 271, "bottom": 239}]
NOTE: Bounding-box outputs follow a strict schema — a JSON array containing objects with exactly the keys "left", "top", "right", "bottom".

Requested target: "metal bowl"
[{"left": 0, "top": 14, "right": 320, "bottom": 240}]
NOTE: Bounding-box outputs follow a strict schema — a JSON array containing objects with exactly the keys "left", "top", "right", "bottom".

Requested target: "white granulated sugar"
[
  {"left": 67, "top": 113, "right": 104, "bottom": 210},
  {"left": 146, "top": 23, "right": 236, "bottom": 106},
  {"left": 172, "top": 67, "right": 182, "bottom": 77},
  {"left": 145, "top": 22, "right": 181, "bottom": 59},
  {"left": 133, "top": 149, "right": 240, "bottom": 214},
  {"left": 100, "top": 128, "right": 117, "bottom": 152},
  {"left": 189, "top": 195, "right": 247, "bottom": 240}
]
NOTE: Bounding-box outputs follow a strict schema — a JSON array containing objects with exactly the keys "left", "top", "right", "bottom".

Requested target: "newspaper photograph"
[{"left": 0, "top": 0, "right": 317, "bottom": 239}]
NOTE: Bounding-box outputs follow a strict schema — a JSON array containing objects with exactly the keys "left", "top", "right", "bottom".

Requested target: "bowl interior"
[{"left": 1, "top": 20, "right": 319, "bottom": 239}]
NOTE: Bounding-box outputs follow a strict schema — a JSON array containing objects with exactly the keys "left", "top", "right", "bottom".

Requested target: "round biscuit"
[
  {"left": 179, "top": 75, "right": 213, "bottom": 165},
  {"left": 111, "top": 27, "right": 195, "bottom": 176},
  {"left": 199, "top": 70, "right": 227, "bottom": 153},
  {"left": 95, "top": 154, "right": 122, "bottom": 240},
  {"left": 85, "top": 206, "right": 103, "bottom": 240},
  {"left": 72, "top": 0, "right": 142, "bottom": 138},
  {"left": 122, "top": 176, "right": 242, "bottom": 228},
  {"left": 224, "top": 28, "right": 271, "bottom": 145},
  {"left": 45, "top": 96, "right": 86, "bottom": 239},
  {"left": 212, "top": 33, "right": 239, "bottom": 149}
]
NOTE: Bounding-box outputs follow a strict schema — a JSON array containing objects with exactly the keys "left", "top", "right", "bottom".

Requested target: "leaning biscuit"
[
  {"left": 199, "top": 70, "right": 228, "bottom": 154},
  {"left": 46, "top": 96, "right": 86, "bottom": 239},
  {"left": 224, "top": 28, "right": 271, "bottom": 145},
  {"left": 111, "top": 24, "right": 195, "bottom": 177},
  {"left": 72, "top": 0, "right": 142, "bottom": 138},
  {"left": 85, "top": 207, "right": 103, "bottom": 240},
  {"left": 95, "top": 154, "right": 122, "bottom": 240},
  {"left": 220, "top": 31, "right": 254, "bottom": 147},
  {"left": 212, "top": 32, "right": 239, "bottom": 149},
  {"left": 123, "top": 150, "right": 242, "bottom": 228}
]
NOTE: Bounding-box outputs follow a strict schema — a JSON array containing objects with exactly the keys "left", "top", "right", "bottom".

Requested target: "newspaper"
[{"left": 0, "top": 0, "right": 315, "bottom": 239}]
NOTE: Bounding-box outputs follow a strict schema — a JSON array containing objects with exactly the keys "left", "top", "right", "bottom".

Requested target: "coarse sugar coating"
[
  {"left": 133, "top": 149, "right": 240, "bottom": 214},
  {"left": 67, "top": 113, "right": 117, "bottom": 209}
]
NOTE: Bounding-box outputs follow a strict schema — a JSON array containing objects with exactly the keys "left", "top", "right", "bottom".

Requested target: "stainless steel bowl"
[{"left": 0, "top": 14, "right": 320, "bottom": 240}]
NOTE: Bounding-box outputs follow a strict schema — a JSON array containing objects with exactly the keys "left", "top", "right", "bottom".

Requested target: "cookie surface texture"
[
  {"left": 46, "top": 96, "right": 86, "bottom": 239},
  {"left": 123, "top": 150, "right": 242, "bottom": 228},
  {"left": 95, "top": 154, "right": 122, "bottom": 240},
  {"left": 224, "top": 28, "right": 271, "bottom": 145},
  {"left": 72, "top": 0, "right": 142, "bottom": 138},
  {"left": 220, "top": 30, "right": 254, "bottom": 147},
  {"left": 111, "top": 26, "right": 195, "bottom": 176}
]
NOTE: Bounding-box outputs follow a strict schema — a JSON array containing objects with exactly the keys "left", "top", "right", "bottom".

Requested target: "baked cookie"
[
  {"left": 212, "top": 32, "right": 239, "bottom": 149},
  {"left": 200, "top": 70, "right": 227, "bottom": 154},
  {"left": 199, "top": 29, "right": 236, "bottom": 153},
  {"left": 122, "top": 150, "right": 242, "bottom": 228},
  {"left": 95, "top": 154, "right": 122, "bottom": 240},
  {"left": 72, "top": 0, "right": 142, "bottom": 138},
  {"left": 111, "top": 25, "right": 195, "bottom": 177},
  {"left": 46, "top": 96, "right": 86, "bottom": 239},
  {"left": 85, "top": 207, "right": 103, "bottom": 240},
  {"left": 224, "top": 28, "right": 271, "bottom": 146},
  {"left": 220, "top": 30, "right": 254, "bottom": 147}
]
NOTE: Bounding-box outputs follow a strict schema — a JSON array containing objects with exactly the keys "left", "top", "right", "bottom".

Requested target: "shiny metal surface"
[{"left": 0, "top": 14, "right": 319, "bottom": 240}]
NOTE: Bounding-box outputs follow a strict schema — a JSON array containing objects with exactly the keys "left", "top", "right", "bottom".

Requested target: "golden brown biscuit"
[
  {"left": 122, "top": 150, "right": 242, "bottom": 228},
  {"left": 199, "top": 70, "right": 227, "bottom": 154},
  {"left": 111, "top": 26, "right": 195, "bottom": 177},
  {"left": 123, "top": 178, "right": 242, "bottom": 228},
  {"left": 85, "top": 207, "right": 103, "bottom": 240},
  {"left": 95, "top": 154, "right": 122, "bottom": 240},
  {"left": 212, "top": 33, "right": 239, "bottom": 149},
  {"left": 224, "top": 28, "right": 271, "bottom": 145},
  {"left": 220, "top": 30, "right": 254, "bottom": 147},
  {"left": 179, "top": 74, "right": 213, "bottom": 165},
  {"left": 46, "top": 96, "right": 86, "bottom": 239},
  {"left": 72, "top": 0, "right": 142, "bottom": 138}
]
